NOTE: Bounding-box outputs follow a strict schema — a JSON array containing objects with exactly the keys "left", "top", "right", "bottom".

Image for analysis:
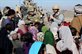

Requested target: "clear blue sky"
[
  {"left": 0, "top": 0, "right": 82, "bottom": 11},
  {"left": 33, "top": 0, "right": 82, "bottom": 11},
  {"left": 0, "top": 0, "right": 24, "bottom": 9}
]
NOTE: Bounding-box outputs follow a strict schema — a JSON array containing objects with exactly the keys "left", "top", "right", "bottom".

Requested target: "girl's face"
[{"left": 11, "top": 33, "right": 18, "bottom": 40}]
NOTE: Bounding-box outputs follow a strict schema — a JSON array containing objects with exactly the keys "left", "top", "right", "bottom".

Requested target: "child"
[
  {"left": 29, "top": 32, "right": 45, "bottom": 54},
  {"left": 28, "top": 22, "right": 39, "bottom": 41},
  {"left": 8, "top": 30, "right": 24, "bottom": 54},
  {"left": 21, "top": 32, "right": 34, "bottom": 54}
]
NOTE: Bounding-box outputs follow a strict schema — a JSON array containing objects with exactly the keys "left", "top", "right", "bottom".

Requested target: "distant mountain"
[{"left": 61, "top": 10, "right": 74, "bottom": 22}]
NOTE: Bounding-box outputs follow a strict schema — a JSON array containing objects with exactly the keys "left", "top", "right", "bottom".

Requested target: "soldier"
[
  {"left": 50, "top": 5, "right": 64, "bottom": 41},
  {"left": 50, "top": 5, "right": 64, "bottom": 24}
]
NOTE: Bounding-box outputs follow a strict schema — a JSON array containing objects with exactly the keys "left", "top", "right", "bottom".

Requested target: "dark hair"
[
  {"left": 21, "top": 32, "right": 34, "bottom": 42},
  {"left": 34, "top": 22, "right": 40, "bottom": 26},
  {"left": 5, "top": 6, "right": 11, "bottom": 10},
  {"left": 6, "top": 9, "right": 15, "bottom": 16}
]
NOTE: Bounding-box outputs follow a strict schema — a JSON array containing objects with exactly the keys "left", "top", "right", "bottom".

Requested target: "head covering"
[
  {"left": 41, "top": 26, "right": 48, "bottom": 33},
  {"left": 18, "top": 20, "right": 25, "bottom": 27},
  {"left": 8, "top": 31, "right": 17, "bottom": 40},
  {"left": 56, "top": 26, "right": 79, "bottom": 54},
  {"left": 29, "top": 26, "right": 38, "bottom": 41},
  {"left": 74, "top": 4, "right": 82, "bottom": 14},
  {"left": 37, "top": 32, "right": 44, "bottom": 41},
  {"left": 8, "top": 28, "right": 18, "bottom": 40},
  {"left": 46, "top": 44, "right": 57, "bottom": 54},
  {"left": 52, "top": 5, "right": 60, "bottom": 9},
  {"left": 74, "top": 4, "right": 82, "bottom": 16},
  {"left": 10, "top": 31, "right": 16, "bottom": 35},
  {"left": 29, "top": 41, "right": 43, "bottom": 54}
]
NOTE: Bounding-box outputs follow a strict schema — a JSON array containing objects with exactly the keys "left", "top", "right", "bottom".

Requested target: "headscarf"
[
  {"left": 56, "top": 26, "right": 79, "bottom": 54},
  {"left": 37, "top": 32, "right": 44, "bottom": 41},
  {"left": 29, "top": 41, "right": 43, "bottom": 54},
  {"left": 8, "top": 28, "right": 18, "bottom": 40},
  {"left": 28, "top": 26, "right": 38, "bottom": 41},
  {"left": 8, "top": 31, "right": 16, "bottom": 40},
  {"left": 41, "top": 26, "right": 49, "bottom": 34}
]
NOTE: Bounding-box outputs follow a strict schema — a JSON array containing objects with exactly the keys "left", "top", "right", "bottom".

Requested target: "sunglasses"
[{"left": 53, "top": 9, "right": 59, "bottom": 10}]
